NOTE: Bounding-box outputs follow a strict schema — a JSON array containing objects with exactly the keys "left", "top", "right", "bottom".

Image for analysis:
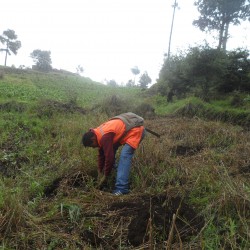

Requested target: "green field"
[{"left": 0, "top": 67, "right": 249, "bottom": 249}]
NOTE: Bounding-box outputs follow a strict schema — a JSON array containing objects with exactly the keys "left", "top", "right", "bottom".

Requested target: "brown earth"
[{"left": 39, "top": 171, "right": 204, "bottom": 249}]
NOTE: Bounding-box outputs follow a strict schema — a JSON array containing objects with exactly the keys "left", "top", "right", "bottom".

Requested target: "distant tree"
[
  {"left": 126, "top": 79, "right": 134, "bottom": 87},
  {"left": 76, "top": 65, "right": 84, "bottom": 75},
  {"left": 30, "top": 49, "right": 52, "bottom": 72},
  {"left": 218, "top": 49, "right": 250, "bottom": 93},
  {"left": 139, "top": 71, "right": 152, "bottom": 89},
  {"left": 131, "top": 66, "right": 140, "bottom": 85},
  {"left": 0, "top": 29, "right": 21, "bottom": 66},
  {"left": 157, "top": 46, "right": 250, "bottom": 100},
  {"left": 106, "top": 79, "right": 118, "bottom": 87},
  {"left": 184, "top": 46, "right": 228, "bottom": 99},
  {"left": 193, "top": 0, "right": 250, "bottom": 50},
  {"left": 158, "top": 53, "right": 190, "bottom": 99},
  {"left": 19, "top": 65, "right": 26, "bottom": 69}
]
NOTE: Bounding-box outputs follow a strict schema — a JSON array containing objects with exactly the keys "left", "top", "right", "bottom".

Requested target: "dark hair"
[{"left": 82, "top": 131, "right": 95, "bottom": 147}]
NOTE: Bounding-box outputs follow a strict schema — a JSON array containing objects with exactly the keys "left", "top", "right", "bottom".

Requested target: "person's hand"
[
  {"left": 97, "top": 170, "right": 104, "bottom": 181},
  {"left": 96, "top": 175, "right": 107, "bottom": 190}
]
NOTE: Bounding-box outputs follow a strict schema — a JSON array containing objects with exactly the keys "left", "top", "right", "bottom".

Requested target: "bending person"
[{"left": 82, "top": 114, "right": 145, "bottom": 195}]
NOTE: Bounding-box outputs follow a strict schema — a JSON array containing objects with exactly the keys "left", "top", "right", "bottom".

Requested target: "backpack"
[
  {"left": 110, "top": 112, "right": 144, "bottom": 132},
  {"left": 110, "top": 112, "right": 160, "bottom": 138}
]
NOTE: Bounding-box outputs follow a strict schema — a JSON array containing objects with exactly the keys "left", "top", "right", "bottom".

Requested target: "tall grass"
[{"left": 132, "top": 117, "right": 250, "bottom": 248}]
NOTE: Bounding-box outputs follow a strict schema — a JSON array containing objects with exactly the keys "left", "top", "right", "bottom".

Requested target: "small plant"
[
  {"left": 202, "top": 219, "right": 222, "bottom": 249},
  {"left": 60, "top": 203, "right": 81, "bottom": 225},
  {"left": 243, "top": 94, "right": 250, "bottom": 102}
]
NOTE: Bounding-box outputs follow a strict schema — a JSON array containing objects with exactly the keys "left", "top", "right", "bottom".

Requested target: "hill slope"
[{"left": 0, "top": 68, "right": 249, "bottom": 249}]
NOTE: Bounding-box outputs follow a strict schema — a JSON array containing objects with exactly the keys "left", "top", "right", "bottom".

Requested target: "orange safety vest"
[{"left": 93, "top": 119, "right": 144, "bottom": 149}]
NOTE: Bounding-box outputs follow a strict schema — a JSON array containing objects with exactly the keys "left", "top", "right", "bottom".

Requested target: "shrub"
[
  {"left": 133, "top": 102, "right": 155, "bottom": 118},
  {"left": 95, "top": 95, "right": 133, "bottom": 116}
]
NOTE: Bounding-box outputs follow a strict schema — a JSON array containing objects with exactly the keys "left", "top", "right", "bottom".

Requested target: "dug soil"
[
  {"left": 42, "top": 172, "right": 204, "bottom": 249},
  {"left": 108, "top": 194, "right": 204, "bottom": 248}
]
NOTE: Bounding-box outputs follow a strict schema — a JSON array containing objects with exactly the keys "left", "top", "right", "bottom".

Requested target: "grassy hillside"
[
  {"left": 153, "top": 95, "right": 250, "bottom": 129},
  {"left": 0, "top": 67, "right": 249, "bottom": 249}
]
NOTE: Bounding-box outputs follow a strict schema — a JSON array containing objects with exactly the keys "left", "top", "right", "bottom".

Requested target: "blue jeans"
[
  {"left": 113, "top": 143, "right": 135, "bottom": 194},
  {"left": 113, "top": 128, "right": 146, "bottom": 194}
]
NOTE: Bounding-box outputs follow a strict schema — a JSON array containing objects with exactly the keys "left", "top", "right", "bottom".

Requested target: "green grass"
[
  {"left": 152, "top": 94, "right": 250, "bottom": 128},
  {"left": 153, "top": 95, "right": 207, "bottom": 115},
  {"left": 0, "top": 70, "right": 140, "bottom": 108},
  {"left": 0, "top": 67, "right": 249, "bottom": 249}
]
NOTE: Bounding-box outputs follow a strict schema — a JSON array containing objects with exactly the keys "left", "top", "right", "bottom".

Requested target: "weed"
[
  {"left": 60, "top": 203, "right": 81, "bottom": 225},
  {"left": 201, "top": 220, "right": 222, "bottom": 249},
  {"left": 29, "top": 180, "right": 44, "bottom": 198},
  {"left": 0, "top": 187, "right": 28, "bottom": 237}
]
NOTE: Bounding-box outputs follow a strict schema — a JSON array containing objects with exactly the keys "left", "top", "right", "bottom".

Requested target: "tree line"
[
  {"left": 158, "top": 46, "right": 250, "bottom": 101},
  {"left": 158, "top": 0, "right": 250, "bottom": 100},
  {"left": 1, "top": 0, "right": 250, "bottom": 92},
  {"left": 0, "top": 29, "right": 152, "bottom": 89}
]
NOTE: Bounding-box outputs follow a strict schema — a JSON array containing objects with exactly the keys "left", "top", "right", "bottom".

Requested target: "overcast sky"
[{"left": 1, "top": 0, "right": 249, "bottom": 84}]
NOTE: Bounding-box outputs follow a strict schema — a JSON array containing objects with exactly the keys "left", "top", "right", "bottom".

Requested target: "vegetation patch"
[
  {"left": 92, "top": 94, "right": 133, "bottom": 116},
  {"left": 0, "top": 100, "right": 26, "bottom": 113},
  {"left": 37, "top": 99, "right": 86, "bottom": 118},
  {"left": 0, "top": 156, "right": 28, "bottom": 177},
  {"left": 1, "top": 69, "right": 250, "bottom": 249},
  {"left": 133, "top": 102, "right": 156, "bottom": 118},
  {"left": 176, "top": 102, "right": 250, "bottom": 129}
]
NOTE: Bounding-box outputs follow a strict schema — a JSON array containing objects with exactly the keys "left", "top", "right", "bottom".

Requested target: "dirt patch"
[
  {"left": 0, "top": 156, "right": 29, "bottom": 177},
  {"left": 43, "top": 172, "right": 90, "bottom": 197},
  {"left": 43, "top": 177, "right": 63, "bottom": 197},
  {"left": 230, "top": 164, "right": 250, "bottom": 178},
  {"left": 41, "top": 171, "right": 204, "bottom": 248},
  {"left": 238, "top": 165, "right": 250, "bottom": 175},
  {"left": 108, "top": 194, "right": 204, "bottom": 247},
  {"left": 80, "top": 230, "right": 103, "bottom": 248},
  {"left": 173, "top": 145, "right": 203, "bottom": 156},
  {"left": 41, "top": 182, "right": 204, "bottom": 248}
]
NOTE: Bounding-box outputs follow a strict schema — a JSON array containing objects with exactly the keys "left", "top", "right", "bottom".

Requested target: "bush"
[
  {"left": 94, "top": 95, "right": 133, "bottom": 116},
  {"left": 230, "top": 93, "right": 243, "bottom": 107},
  {"left": 157, "top": 46, "right": 250, "bottom": 100},
  {"left": 133, "top": 102, "right": 155, "bottom": 118}
]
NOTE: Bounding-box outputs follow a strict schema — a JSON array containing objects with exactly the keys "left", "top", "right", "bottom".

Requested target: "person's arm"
[
  {"left": 100, "top": 132, "right": 115, "bottom": 176},
  {"left": 98, "top": 148, "right": 105, "bottom": 173}
]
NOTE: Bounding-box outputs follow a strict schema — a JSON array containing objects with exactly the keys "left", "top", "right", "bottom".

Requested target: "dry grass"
[{"left": 1, "top": 116, "right": 250, "bottom": 249}]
